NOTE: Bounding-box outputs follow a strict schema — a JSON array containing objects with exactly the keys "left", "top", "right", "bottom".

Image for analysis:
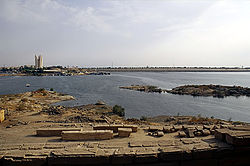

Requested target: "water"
[{"left": 0, "top": 72, "right": 250, "bottom": 122}]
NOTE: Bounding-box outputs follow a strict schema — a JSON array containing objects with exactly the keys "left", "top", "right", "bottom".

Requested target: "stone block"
[
  {"left": 36, "top": 128, "right": 81, "bottom": 137},
  {"left": 157, "top": 131, "right": 164, "bottom": 137},
  {"left": 0, "top": 144, "right": 22, "bottom": 151},
  {"left": 203, "top": 125, "right": 212, "bottom": 130},
  {"left": 159, "top": 146, "right": 185, "bottom": 161},
  {"left": 129, "top": 141, "right": 143, "bottom": 147},
  {"left": 44, "top": 143, "right": 65, "bottom": 149},
  {"left": 24, "top": 150, "right": 51, "bottom": 157},
  {"left": 112, "top": 148, "right": 136, "bottom": 164},
  {"left": 134, "top": 153, "right": 158, "bottom": 164},
  {"left": 185, "top": 128, "right": 195, "bottom": 138},
  {"left": 158, "top": 140, "right": 175, "bottom": 147},
  {"left": 21, "top": 143, "right": 45, "bottom": 150},
  {"left": 48, "top": 149, "right": 100, "bottom": 166},
  {"left": 135, "top": 147, "right": 159, "bottom": 163},
  {"left": 61, "top": 130, "right": 113, "bottom": 141},
  {"left": 118, "top": 128, "right": 132, "bottom": 137},
  {"left": 148, "top": 126, "right": 163, "bottom": 132},
  {"left": 93, "top": 124, "right": 137, "bottom": 133},
  {"left": 181, "top": 138, "right": 201, "bottom": 145},
  {"left": 225, "top": 131, "right": 250, "bottom": 146},
  {"left": 182, "top": 125, "right": 195, "bottom": 130},
  {"left": 126, "top": 125, "right": 138, "bottom": 132},
  {"left": 173, "top": 125, "right": 182, "bottom": 131},
  {"left": 178, "top": 131, "right": 186, "bottom": 138},
  {"left": 51, "top": 149, "right": 95, "bottom": 157},
  {"left": 194, "top": 131, "right": 202, "bottom": 137},
  {"left": 195, "top": 126, "right": 203, "bottom": 131},
  {"left": 163, "top": 126, "right": 172, "bottom": 133},
  {"left": 142, "top": 141, "right": 159, "bottom": 147},
  {"left": 202, "top": 129, "right": 211, "bottom": 136},
  {"left": 228, "top": 125, "right": 250, "bottom": 131},
  {"left": 214, "top": 129, "right": 231, "bottom": 141},
  {"left": 0, "top": 110, "right": 4, "bottom": 123},
  {"left": 98, "top": 142, "right": 128, "bottom": 149}
]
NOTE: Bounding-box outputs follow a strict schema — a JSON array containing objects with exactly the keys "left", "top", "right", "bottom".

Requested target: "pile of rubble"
[
  {"left": 147, "top": 124, "right": 222, "bottom": 138},
  {"left": 42, "top": 105, "right": 65, "bottom": 115}
]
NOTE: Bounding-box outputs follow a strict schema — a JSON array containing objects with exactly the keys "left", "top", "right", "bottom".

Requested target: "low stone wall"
[
  {"left": 0, "top": 110, "right": 4, "bottom": 123},
  {"left": 1, "top": 139, "right": 250, "bottom": 166},
  {"left": 93, "top": 125, "right": 137, "bottom": 133},
  {"left": 61, "top": 130, "right": 113, "bottom": 141},
  {"left": 36, "top": 128, "right": 81, "bottom": 137}
]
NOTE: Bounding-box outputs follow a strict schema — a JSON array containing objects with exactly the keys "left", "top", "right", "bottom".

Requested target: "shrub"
[
  {"left": 140, "top": 116, "right": 148, "bottom": 121},
  {"left": 36, "top": 88, "right": 45, "bottom": 92},
  {"left": 17, "top": 103, "right": 26, "bottom": 111},
  {"left": 112, "top": 105, "right": 125, "bottom": 117},
  {"left": 21, "top": 98, "right": 28, "bottom": 102},
  {"left": 50, "top": 88, "right": 54, "bottom": 91}
]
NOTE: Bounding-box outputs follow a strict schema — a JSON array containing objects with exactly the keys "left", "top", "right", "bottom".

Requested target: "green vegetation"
[
  {"left": 140, "top": 116, "right": 148, "bottom": 121},
  {"left": 112, "top": 105, "right": 125, "bottom": 117},
  {"left": 37, "top": 88, "right": 45, "bottom": 92}
]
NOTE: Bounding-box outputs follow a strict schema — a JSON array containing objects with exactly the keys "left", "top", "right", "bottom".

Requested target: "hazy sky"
[{"left": 1, "top": 0, "right": 250, "bottom": 67}]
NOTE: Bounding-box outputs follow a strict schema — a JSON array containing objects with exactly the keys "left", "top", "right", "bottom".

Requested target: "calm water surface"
[{"left": 0, "top": 72, "right": 250, "bottom": 122}]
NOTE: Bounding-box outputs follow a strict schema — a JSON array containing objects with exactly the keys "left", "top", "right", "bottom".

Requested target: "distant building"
[{"left": 35, "top": 55, "right": 43, "bottom": 69}]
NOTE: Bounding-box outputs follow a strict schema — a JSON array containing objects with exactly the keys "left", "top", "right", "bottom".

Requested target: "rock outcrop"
[
  {"left": 120, "top": 85, "right": 163, "bottom": 93},
  {"left": 167, "top": 84, "right": 250, "bottom": 98}
]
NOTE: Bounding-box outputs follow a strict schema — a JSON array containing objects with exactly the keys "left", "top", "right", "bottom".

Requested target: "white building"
[{"left": 35, "top": 55, "right": 43, "bottom": 69}]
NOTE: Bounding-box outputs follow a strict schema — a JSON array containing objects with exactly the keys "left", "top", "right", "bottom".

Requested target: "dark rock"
[{"left": 168, "top": 84, "right": 250, "bottom": 98}]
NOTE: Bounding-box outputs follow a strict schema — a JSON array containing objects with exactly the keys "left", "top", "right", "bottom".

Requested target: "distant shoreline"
[
  {"left": 98, "top": 67, "right": 250, "bottom": 72},
  {"left": 2, "top": 68, "right": 250, "bottom": 77}
]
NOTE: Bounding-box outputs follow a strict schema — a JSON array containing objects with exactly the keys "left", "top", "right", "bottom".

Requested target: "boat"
[{"left": 26, "top": 84, "right": 30, "bottom": 87}]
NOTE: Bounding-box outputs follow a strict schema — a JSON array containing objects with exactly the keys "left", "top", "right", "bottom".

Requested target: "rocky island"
[
  {"left": 167, "top": 84, "right": 250, "bottom": 98},
  {"left": 120, "top": 85, "right": 164, "bottom": 93},
  {"left": 120, "top": 84, "right": 250, "bottom": 98},
  {"left": 0, "top": 90, "right": 250, "bottom": 166}
]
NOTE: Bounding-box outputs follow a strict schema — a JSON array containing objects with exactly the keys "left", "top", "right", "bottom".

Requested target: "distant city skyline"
[{"left": 1, "top": 0, "right": 250, "bottom": 67}]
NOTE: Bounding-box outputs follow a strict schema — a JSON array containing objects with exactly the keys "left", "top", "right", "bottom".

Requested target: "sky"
[{"left": 0, "top": 0, "right": 250, "bottom": 67}]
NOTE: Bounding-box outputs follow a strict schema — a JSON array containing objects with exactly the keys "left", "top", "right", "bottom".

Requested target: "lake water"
[{"left": 0, "top": 72, "right": 250, "bottom": 122}]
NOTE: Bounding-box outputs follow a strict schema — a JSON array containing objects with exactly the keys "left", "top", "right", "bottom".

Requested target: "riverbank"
[{"left": 98, "top": 67, "right": 250, "bottom": 72}]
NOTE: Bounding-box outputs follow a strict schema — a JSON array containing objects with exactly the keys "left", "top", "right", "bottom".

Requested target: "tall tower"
[
  {"left": 35, "top": 55, "right": 38, "bottom": 68},
  {"left": 35, "top": 55, "right": 43, "bottom": 69},
  {"left": 38, "top": 55, "right": 43, "bottom": 68}
]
